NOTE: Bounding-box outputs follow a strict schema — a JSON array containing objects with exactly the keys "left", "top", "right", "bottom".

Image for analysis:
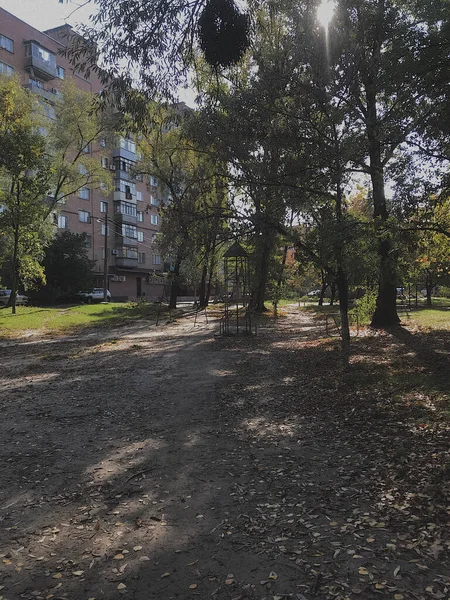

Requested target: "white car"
[
  {"left": 77, "top": 288, "right": 111, "bottom": 303},
  {"left": 0, "top": 289, "right": 28, "bottom": 307}
]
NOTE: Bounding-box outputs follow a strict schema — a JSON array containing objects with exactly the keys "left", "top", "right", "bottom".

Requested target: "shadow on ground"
[{"left": 0, "top": 309, "right": 448, "bottom": 600}]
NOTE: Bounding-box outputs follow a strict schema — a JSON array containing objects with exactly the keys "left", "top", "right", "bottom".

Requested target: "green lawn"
[
  {"left": 296, "top": 297, "right": 450, "bottom": 330},
  {"left": 407, "top": 306, "right": 450, "bottom": 329},
  {"left": 0, "top": 302, "right": 173, "bottom": 337}
]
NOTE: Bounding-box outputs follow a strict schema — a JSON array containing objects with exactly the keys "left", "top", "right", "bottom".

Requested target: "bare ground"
[{"left": 0, "top": 307, "right": 449, "bottom": 600}]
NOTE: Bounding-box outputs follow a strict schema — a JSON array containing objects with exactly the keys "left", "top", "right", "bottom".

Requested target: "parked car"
[
  {"left": 0, "top": 289, "right": 28, "bottom": 307},
  {"left": 307, "top": 289, "right": 321, "bottom": 297},
  {"left": 76, "top": 288, "right": 111, "bottom": 303}
]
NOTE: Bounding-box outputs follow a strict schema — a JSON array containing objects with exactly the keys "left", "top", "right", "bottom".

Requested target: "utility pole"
[{"left": 103, "top": 202, "right": 109, "bottom": 301}]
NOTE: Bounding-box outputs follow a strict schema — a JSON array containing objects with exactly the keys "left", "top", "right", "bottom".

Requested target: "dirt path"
[{"left": 0, "top": 307, "right": 448, "bottom": 600}]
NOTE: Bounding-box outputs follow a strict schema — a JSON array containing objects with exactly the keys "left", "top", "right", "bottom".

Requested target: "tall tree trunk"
[
  {"left": 426, "top": 281, "right": 433, "bottom": 307},
  {"left": 318, "top": 271, "right": 327, "bottom": 306},
  {"left": 169, "top": 258, "right": 181, "bottom": 309},
  {"left": 329, "top": 282, "right": 337, "bottom": 306},
  {"left": 336, "top": 268, "right": 350, "bottom": 350},
  {"left": 361, "top": 6, "right": 399, "bottom": 329},
  {"left": 8, "top": 225, "right": 20, "bottom": 315},
  {"left": 365, "top": 81, "right": 400, "bottom": 328},
  {"left": 198, "top": 263, "right": 208, "bottom": 308},
  {"left": 206, "top": 251, "right": 216, "bottom": 304},
  {"left": 251, "top": 225, "right": 275, "bottom": 313}
]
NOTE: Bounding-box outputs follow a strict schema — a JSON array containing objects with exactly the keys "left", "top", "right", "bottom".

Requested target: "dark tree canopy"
[{"left": 64, "top": 0, "right": 250, "bottom": 101}]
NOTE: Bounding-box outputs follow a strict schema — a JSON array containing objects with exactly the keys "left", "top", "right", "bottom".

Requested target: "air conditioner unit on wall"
[
  {"left": 119, "top": 275, "right": 127, "bottom": 282},
  {"left": 110, "top": 275, "right": 119, "bottom": 282}
]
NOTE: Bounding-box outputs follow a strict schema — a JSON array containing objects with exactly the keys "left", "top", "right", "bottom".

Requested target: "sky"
[
  {"left": 0, "top": 0, "right": 196, "bottom": 105},
  {"left": 0, "top": 0, "right": 94, "bottom": 31}
]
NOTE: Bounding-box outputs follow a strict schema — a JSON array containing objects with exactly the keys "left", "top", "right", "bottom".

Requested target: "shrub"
[{"left": 350, "top": 290, "right": 377, "bottom": 324}]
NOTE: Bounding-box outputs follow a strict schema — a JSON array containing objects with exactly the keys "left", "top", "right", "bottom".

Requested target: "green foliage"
[
  {"left": 350, "top": 291, "right": 378, "bottom": 325},
  {"left": 0, "top": 74, "right": 53, "bottom": 309},
  {"left": 39, "top": 231, "right": 95, "bottom": 302}
]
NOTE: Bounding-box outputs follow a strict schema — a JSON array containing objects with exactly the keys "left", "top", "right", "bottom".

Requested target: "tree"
[
  {"left": 0, "top": 75, "right": 52, "bottom": 313},
  {"left": 326, "top": 0, "right": 450, "bottom": 327},
  {"left": 41, "top": 231, "right": 95, "bottom": 301},
  {"left": 45, "top": 79, "right": 114, "bottom": 215},
  {"left": 407, "top": 201, "right": 450, "bottom": 306},
  {"left": 137, "top": 103, "right": 229, "bottom": 308},
  {"left": 62, "top": 0, "right": 250, "bottom": 102}
]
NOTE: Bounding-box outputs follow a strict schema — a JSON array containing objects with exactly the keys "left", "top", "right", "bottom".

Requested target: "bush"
[
  {"left": 350, "top": 290, "right": 377, "bottom": 324},
  {"left": 437, "top": 286, "right": 450, "bottom": 298}
]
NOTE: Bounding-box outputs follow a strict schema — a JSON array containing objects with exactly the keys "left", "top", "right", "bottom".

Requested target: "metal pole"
[{"left": 103, "top": 203, "right": 108, "bottom": 301}]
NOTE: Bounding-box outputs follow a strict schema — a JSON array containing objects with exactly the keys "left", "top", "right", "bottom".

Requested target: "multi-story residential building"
[{"left": 0, "top": 7, "right": 169, "bottom": 300}]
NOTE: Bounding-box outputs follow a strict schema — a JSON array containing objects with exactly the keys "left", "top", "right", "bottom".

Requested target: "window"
[
  {"left": 115, "top": 201, "right": 136, "bottom": 217},
  {"left": 119, "top": 137, "right": 136, "bottom": 154},
  {"left": 115, "top": 180, "right": 136, "bottom": 196},
  {"left": 151, "top": 233, "right": 158, "bottom": 243},
  {"left": 78, "top": 187, "right": 90, "bottom": 200},
  {"left": 151, "top": 214, "right": 159, "bottom": 225},
  {"left": 151, "top": 196, "right": 159, "bottom": 206},
  {"left": 56, "top": 65, "right": 65, "bottom": 79},
  {"left": 137, "top": 211, "right": 143, "bottom": 222},
  {"left": 82, "top": 144, "right": 90, "bottom": 154},
  {"left": 29, "top": 77, "right": 44, "bottom": 89},
  {"left": 137, "top": 231, "right": 144, "bottom": 242},
  {"left": 58, "top": 215, "right": 68, "bottom": 229},
  {"left": 0, "top": 35, "right": 13, "bottom": 53},
  {"left": 116, "top": 246, "right": 138, "bottom": 260},
  {"left": 122, "top": 224, "right": 137, "bottom": 239},
  {"left": 135, "top": 173, "right": 143, "bottom": 182},
  {"left": 0, "top": 62, "right": 13, "bottom": 76},
  {"left": 99, "top": 138, "right": 106, "bottom": 148},
  {"left": 100, "top": 201, "right": 108, "bottom": 213},
  {"left": 78, "top": 163, "right": 88, "bottom": 175},
  {"left": 101, "top": 156, "right": 108, "bottom": 169},
  {"left": 84, "top": 235, "right": 92, "bottom": 248},
  {"left": 114, "top": 158, "right": 134, "bottom": 173},
  {"left": 138, "top": 252, "right": 146, "bottom": 264},
  {"left": 152, "top": 254, "right": 161, "bottom": 265},
  {"left": 79, "top": 210, "right": 90, "bottom": 223},
  {"left": 136, "top": 191, "right": 142, "bottom": 202},
  {"left": 101, "top": 224, "right": 110, "bottom": 236},
  {"left": 150, "top": 176, "right": 157, "bottom": 187}
]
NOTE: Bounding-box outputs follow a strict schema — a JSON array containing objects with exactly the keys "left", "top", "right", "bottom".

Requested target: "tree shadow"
[{"left": 0, "top": 316, "right": 449, "bottom": 599}]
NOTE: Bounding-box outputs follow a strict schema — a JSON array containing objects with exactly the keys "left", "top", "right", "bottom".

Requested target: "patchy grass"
[
  {"left": 408, "top": 306, "right": 450, "bottom": 329},
  {"left": 0, "top": 301, "right": 172, "bottom": 338}
]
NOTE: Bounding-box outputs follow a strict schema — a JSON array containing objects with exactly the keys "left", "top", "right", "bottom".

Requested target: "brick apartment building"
[{"left": 0, "top": 7, "right": 170, "bottom": 301}]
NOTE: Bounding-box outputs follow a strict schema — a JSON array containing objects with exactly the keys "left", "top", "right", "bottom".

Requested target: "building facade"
[{"left": 0, "top": 8, "right": 169, "bottom": 301}]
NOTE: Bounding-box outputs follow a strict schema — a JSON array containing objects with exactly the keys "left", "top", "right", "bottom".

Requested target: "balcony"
[
  {"left": 115, "top": 257, "right": 138, "bottom": 268},
  {"left": 113, "top": 191, "right": 136, "bottom": 203},
  {"left": 112, "top": 146, "right": 136, "bottom": 162},
  {"left": 24, "top": 82, "right": 59, "bottom": 103},
  {"left": 113, "top": 211, "right": 137, "bottom": 225},
  {"left": 116, "top": 234, "right": 138, "bottom": 246},
  {"left": 24, "top": 42, "right": 57, "bottom": 81}
]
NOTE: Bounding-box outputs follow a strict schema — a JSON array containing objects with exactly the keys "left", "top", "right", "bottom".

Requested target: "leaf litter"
[{"left": 0, "top": 306, "right": 448, "bottom": 599}]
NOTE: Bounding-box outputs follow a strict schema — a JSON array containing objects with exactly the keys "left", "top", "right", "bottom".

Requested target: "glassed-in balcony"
[
  {"left": 114, "top": 246, "right": 138, "bottom": 268},
  {"left": 113, "top": 138, "right": 136, "bottom": 162},
  {"left": 24, "top": 81, "right": 59, "bottom": 103},
  {"left": 24, "top": 42, "right": 57, "bottom": 80},
  {"left": 114, "top": 201, "right": 137, "bottom": 224}
]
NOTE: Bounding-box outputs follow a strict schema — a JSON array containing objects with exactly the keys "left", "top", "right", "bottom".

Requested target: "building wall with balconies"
[{"left": 0, "top": 7, "right": 167, "bottom": 301}]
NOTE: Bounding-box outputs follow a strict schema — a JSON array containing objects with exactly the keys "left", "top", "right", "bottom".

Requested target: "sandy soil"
[{"left": 0, "top": 307, "right": 448, "bottom": 600}]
